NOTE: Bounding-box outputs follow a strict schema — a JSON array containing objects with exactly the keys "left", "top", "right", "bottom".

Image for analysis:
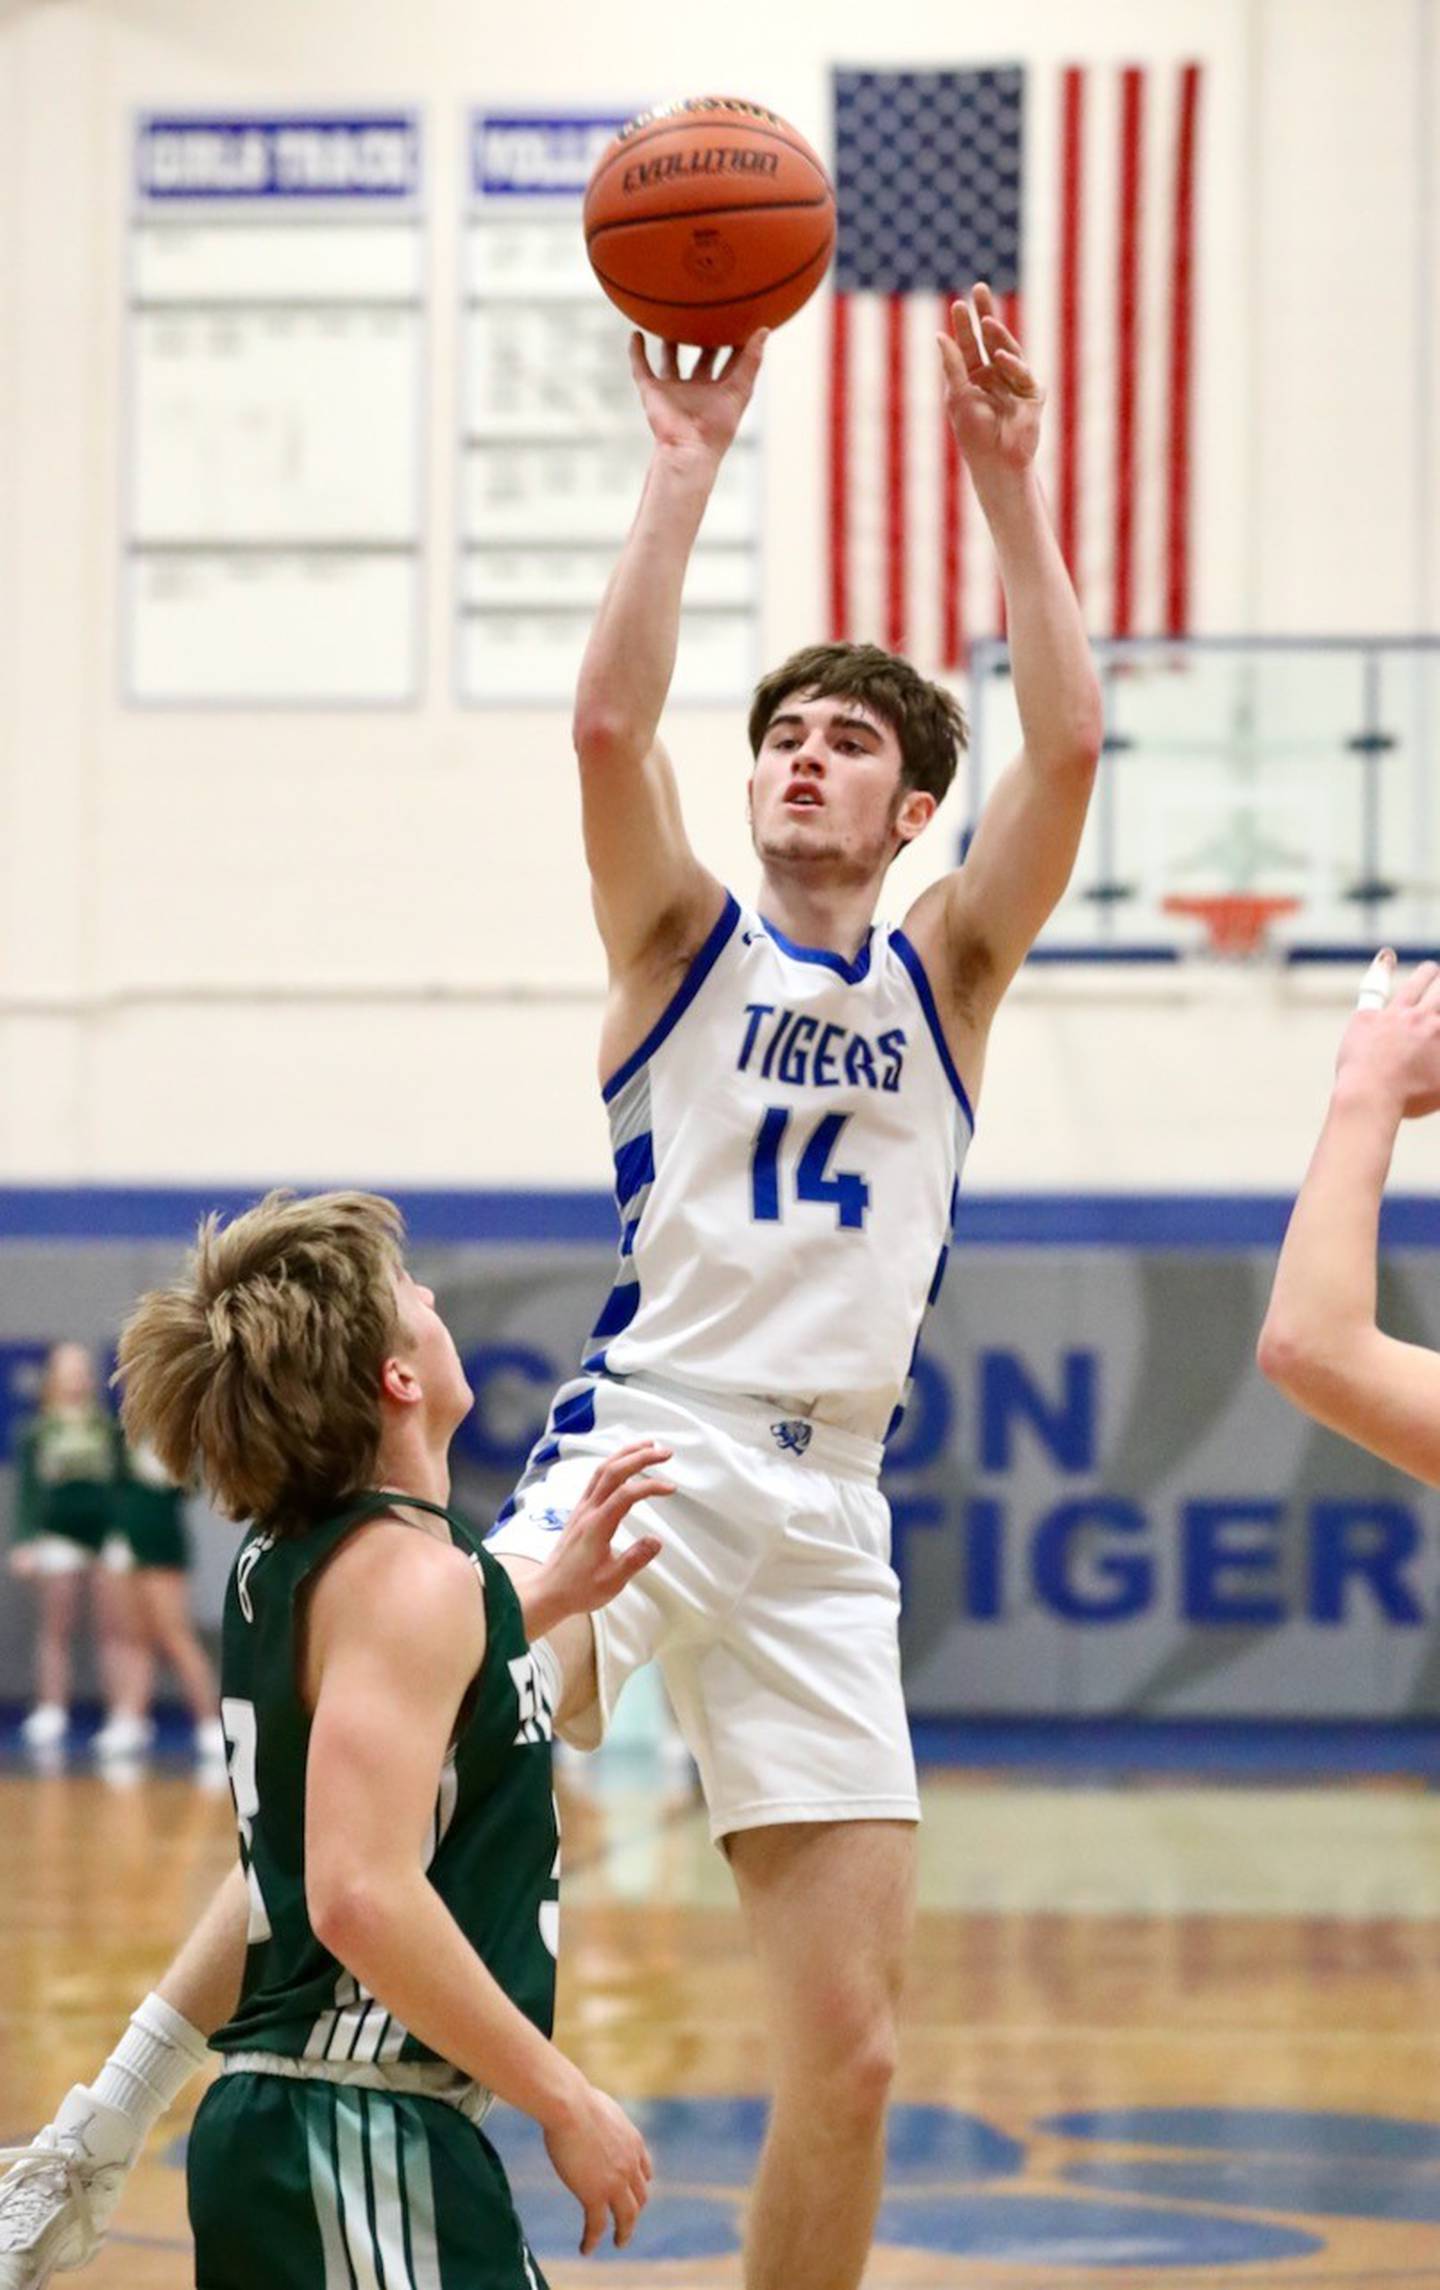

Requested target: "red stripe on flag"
[
  {"left": 940, "top": 295, "right": 964, "bottom": 668},
  {"left": 828, "top": 293, "right": 851, "bottom": 640},
  {"left": 885, "top": 295, "right": 907, "bottom": 650},
  {"left": 1112, "top": 66, "right": 1145, "bottom": 638},
  {"left": 1165, "top": 64, "right": 1201, "bottom": 635},
  {"left": 1057, "top": 66, "right": 1085, "bottom": 597},
  {"left": 994, "top": 289, "right": 1023, "bottom": 640}
]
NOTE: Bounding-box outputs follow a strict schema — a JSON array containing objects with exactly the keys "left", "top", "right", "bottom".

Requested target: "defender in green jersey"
[
  {"left": 188, "top": 1491, "right": 566, "bottom": 2289},
  {"left": 0, "top": 1190, "right": 669, "bottom": 2290}
]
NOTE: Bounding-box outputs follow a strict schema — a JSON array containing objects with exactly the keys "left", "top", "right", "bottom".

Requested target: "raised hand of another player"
[
  {"left": 1335, "top": 952, "right": 1440, "bottom": 1120},
  {"left": 540, "top": 1440, "right": 673, "bottom": 1621},
  {"left": 938, "top": 282, "right": 1044, "bottom": 478},
  {"left": 628, "top": 331, "right": 767, "bottom": 468}
]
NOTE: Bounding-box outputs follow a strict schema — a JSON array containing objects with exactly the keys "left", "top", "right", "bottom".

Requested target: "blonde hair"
[{"left": 116, "top": 1190, "right": 405, "bottom": 1535}]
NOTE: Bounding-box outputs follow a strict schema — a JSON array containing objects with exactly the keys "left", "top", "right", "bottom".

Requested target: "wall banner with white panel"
[
  {"left": 459, "top": 109, "right": 762, "bottom": 707},
  {"left": 125, "top": 112, "right": 426, "bottom": 706}
]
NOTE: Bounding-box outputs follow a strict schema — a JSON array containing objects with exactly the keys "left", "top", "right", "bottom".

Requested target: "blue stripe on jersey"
[
  {"left": 620, "top": 1217, "right": 640, "bottom": 1258},
  {"left": 601, "top": 891, "right": 742, "bottom": 1104},
  {"left": 590, "top": 1279, "right": 641, "bottom": 1340},
  {"left": 759, "top": 915, "right": 874, "bottom": 984},
  {"left": 892, "top": 1180, "right": 962, "bottom": 1438},
  {"left": 489, "top": 1377, "right": 600, "bottom": 1529},
  {"left": 614, "top": 1131, "right": 655, "bottom": 1206},
  {"left": 890, "top": 930, "right": 977, "bottom": 1130},
  {"left": 551, "top": 1385, "right": 597, "bottom": 1438}
]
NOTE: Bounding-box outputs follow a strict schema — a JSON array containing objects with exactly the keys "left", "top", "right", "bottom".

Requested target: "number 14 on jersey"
[{"left": 750, "top": 1108, "right": 870, "bottom": 1231}]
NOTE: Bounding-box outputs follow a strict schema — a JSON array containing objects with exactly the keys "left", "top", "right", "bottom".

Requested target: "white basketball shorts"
[{"left": 485, "top": 1371, "right": 919, "bottom": 1844}]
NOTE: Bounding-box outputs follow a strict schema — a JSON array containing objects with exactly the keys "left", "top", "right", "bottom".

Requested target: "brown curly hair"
[{"left": 747, "top": 641, "right": 968, "bottom": 804}]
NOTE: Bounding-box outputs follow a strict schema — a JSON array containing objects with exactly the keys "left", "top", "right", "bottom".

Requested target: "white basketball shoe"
[{"left": 0, "top": 2086, "right": 136, "bottom": 2287}]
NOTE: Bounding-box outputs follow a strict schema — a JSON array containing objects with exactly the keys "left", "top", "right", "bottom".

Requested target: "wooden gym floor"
[{"left": 6, "top": 1741, "right": 1440, "bottom": 2287}]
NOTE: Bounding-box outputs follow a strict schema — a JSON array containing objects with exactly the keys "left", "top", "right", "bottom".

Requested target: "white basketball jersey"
[{"left": 586, "top": 893, "right": 974, "bottom": 1441}]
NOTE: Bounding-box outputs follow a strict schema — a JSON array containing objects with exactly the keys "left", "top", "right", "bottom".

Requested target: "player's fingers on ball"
[
  {"left": 661, "top": 339, "right": 680, "bottom": 380},
  {"left": 693, "top": 345, "right": 718, "bottom": 379}
]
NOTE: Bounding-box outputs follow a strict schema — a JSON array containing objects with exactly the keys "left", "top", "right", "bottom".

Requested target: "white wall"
[{"left": 0, "top": 0, "right": 1437, "bottom": 1191}]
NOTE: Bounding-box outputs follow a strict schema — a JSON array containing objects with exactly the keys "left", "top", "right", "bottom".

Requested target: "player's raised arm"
[
  {"left": 1258, "top": 955, "right": 1440, "bottom": 1482},
  {"left": 574, "top": 334, "right": 765, "bottom": 977},
  {"left": 903, "top": 286, "right": 1102, "bottom": 1065}
]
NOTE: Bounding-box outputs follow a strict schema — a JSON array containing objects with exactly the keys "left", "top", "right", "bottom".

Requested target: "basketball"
[{"left": 583, "top": 96, "right": 835, "bottom": 347}]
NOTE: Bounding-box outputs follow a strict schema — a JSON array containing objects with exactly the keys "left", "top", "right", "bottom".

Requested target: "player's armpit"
[{"left": 1258, "top": 1324, "right": 1440, "bottom": 1486}]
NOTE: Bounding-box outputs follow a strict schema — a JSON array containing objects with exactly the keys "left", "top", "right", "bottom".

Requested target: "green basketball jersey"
[{"left": 213, "top": 1492, "right": 559, "bottom": 2068}]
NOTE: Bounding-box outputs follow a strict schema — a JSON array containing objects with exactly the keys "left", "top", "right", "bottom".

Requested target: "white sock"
[{"left": 88, "top": 1993, "right": 210, "bottom": 2136}]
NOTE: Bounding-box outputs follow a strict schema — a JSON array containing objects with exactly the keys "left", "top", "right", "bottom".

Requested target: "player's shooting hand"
[
  {"left": 544, "top": 2078, "right": 654, "bottom": 2254},
  {"left": 542, "top": 1441, "right": 672, "bottom": 1619},
  {"left": 938, "top": 282, "right": 1043, "bottom": 477},
  {"left": 1336, "top": 951, "right": 1440, "bottom": 1119},
  {"left": 7, "top": 1545, "right": 37, "bottom": 1578},
  {"left": 628, "top": 331, "right": 767, "bottom": 466}
]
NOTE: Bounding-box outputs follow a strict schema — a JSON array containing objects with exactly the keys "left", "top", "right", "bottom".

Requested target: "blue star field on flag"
[{"left": 832, "top": 68, "right": 1025, "bottom": 295}]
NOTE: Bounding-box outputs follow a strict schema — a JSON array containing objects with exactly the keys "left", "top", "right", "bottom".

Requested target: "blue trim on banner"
[
  {"left": 2, "top": 1190, "right": 1440, "bottom": 1248},
  {"left": 136, "top": 114, "right": 420, "bottom": 203},
  {"left": 470, "top": 112, "right": 632, "bottom": 198},
  {"left": 909, "top": 1716, "right": 1440, "bottom": 1776},
  {"left": 0, "top": 1188, "right": 621, "bottom": 1244}
]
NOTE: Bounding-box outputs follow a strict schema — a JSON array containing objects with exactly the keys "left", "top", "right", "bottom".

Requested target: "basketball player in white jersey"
[
  {"left": 0, "top": 288, "right": 1100, "bottom": 2290},
  {"left": 485, "top": 283, "right": 1104, "bottom": 2290},
  {"left": 1260, "top": 950, "right": 1440, "bottom": 1470}
]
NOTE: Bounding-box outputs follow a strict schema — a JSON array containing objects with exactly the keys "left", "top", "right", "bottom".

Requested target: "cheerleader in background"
[
  {"left": 116, "top": 1440, "right": 224, "bottom": 1761},
  {"left": 7, "top": 1342, "right": 149, "bottom": 1752}
]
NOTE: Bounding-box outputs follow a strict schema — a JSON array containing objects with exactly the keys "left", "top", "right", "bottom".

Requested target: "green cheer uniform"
[
  {"left": 13, "top": 1408, "right": 124, "bottom": 1555},
  {"left": 186, "top": 1492, "right": 559, "bottom": 2290},
  {"left": 114, "top": 1443, "right": 191, "bottom": 1571}
]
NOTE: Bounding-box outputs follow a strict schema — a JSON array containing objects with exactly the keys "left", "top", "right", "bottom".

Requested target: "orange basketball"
[{"left": 583, "top": 96, "right": 835, "bottom": 348}]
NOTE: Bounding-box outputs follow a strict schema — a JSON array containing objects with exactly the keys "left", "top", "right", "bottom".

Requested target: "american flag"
[{"left": 829, "top": 63, "right": 1204, "bottom": 664}]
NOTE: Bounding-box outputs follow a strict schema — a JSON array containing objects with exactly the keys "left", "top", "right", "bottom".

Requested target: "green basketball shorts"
[{"left": 188, "top": 2070, "right": 550, "bottom": 2289}]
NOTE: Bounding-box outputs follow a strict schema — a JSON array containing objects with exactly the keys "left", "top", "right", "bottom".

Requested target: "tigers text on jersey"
[
  {"left": 214, "top": 1494, "right": 560, "bottom": 2070},
  {"left": 586, "top": 893, "right": 974, "bottom": 1441}
]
